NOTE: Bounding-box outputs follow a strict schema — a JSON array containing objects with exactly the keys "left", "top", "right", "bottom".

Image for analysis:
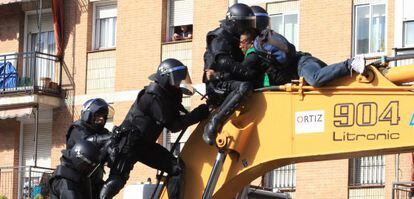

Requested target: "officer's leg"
[
  {"left": 138, "top": 142, "right": 185, "bottom": 199},
  {"left": 203, "top": 81, "right": 253, "bottom": 145},
  {"left": 100, "top": 154, "right": 135, "bottom": 199},
  {"left": 205, "top": 81, "right": 226, "bottom": 107},
  {"left": 50, "top": 177, "right": 83, "bottom": 199}
]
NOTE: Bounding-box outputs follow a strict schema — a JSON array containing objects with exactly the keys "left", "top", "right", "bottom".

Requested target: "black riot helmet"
[
  {"left": 226, "top": 3, "right": 256, "bottom": 34},
  {"left": 69, "top": 140, "right": 101, "bottom": 176},
  {"left": 80, "top": 98, "right": 114, "bottom": 129},
  {"left": 251, "top": 6, "right": 269, "bottom": 33},
  {"left": 149, "top": 58, "right": 191, "bottom": 88}
]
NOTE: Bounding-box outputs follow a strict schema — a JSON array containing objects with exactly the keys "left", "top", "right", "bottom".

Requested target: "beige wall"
[
  {"left": 115, "top": 0, "right": 163, "bottom": 91},
  {"left": 299, "top": 0, "right": 353, "bottom": 63},
  {"left": 0, "top": 6, "right": 22, "bottom": 54}
]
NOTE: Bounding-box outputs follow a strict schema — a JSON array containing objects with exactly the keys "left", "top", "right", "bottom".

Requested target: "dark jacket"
[
  {"left": 121, "top": 82, "right": 205, "bottom": 143},
  {"left": 203, "top": 21, "right": 245, "bottom": 82}
]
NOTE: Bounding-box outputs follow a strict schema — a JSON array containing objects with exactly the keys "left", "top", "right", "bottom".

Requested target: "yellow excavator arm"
[{"left": 158, "top": 64, "right": 414, "bottom": 199}]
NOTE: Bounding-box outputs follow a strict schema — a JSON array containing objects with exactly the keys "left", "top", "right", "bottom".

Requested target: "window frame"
[
  {"left": 165, "top": 0, "right": 194, "bottom": 43},
  {"left": 92, "top": 1, "right": 118, "bottom": 50},
  {"left": 269, "top": 11, "right": 299, "bottom": 48},
  {"left": 403, "top": 20, "right": 414, "bottom": 48},
  {"left": 266, "top": 164, "right": 296, "bottom": 191},
  {"left": 348, "top": 155, "right": 385, "bottom": 187},
  {"left": 352, "top": 2, "right": 387, "bottom": 57}
]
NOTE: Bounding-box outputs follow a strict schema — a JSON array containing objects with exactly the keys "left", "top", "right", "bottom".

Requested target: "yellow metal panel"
[{"left": 160, "top": 66, "right": 414, "bottom": 198}]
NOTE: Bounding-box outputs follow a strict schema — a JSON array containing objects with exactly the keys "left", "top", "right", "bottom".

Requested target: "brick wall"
[
  {"left": 115, "top": 0, "right": 163, "bottom": 91},
  {"left": 299, "top": 0, "right": 352, "bottom": 63},
  {"left": 0, "top": 5, "right": 21, "bottom": 54},
  {"left": 0, "top": 119, "right": 20, "bottom": 167},
  {"left": 0, "top": 119, "right": 20, "bottom": 199},
  {"left": 295, "top": 159, "right": 349, "bottom": 199}
]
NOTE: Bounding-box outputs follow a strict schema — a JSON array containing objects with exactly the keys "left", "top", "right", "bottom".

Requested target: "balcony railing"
[
  {"left": 392, "top": 181, "right": 414, "bottom": 199},
  {"left": 0, "top": 166, "right": 54, "bottom": 199},
  {"left": 0, "top": 52, "right": 62, "bottom": 97}
]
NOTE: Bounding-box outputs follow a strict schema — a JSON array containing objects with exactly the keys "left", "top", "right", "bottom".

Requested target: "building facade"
[{"left": 0, "top": 0, "right": 413, "bottom": 198}]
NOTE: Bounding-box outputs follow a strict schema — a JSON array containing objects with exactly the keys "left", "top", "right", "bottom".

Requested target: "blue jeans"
[{"left": 297, "top": 55, "right": 351, "bottom": 87}]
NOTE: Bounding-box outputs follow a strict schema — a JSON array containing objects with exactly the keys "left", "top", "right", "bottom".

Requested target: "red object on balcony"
[{"left": 52, "top": 0, "right": 64, "bottom": 58}]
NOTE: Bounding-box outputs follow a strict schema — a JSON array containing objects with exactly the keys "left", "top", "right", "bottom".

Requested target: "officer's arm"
[
  {"left": 232, "top": 53, "right": 262, "bottom": 81},
  {"left": 267, "top": 66, "right": 295, "bottom": 85},
  {"left": 215, "top": 54, "right": 245, "bottom": 73},
  {"left": 86, "top": 133, "right": 113, "bottom": 146},
  {"left": 149, "top": 96, "right": 209, "bottom": 132},
  {"left": 210, "top": 37, "right": 244, "bottom": 73},
  {"left": 149, "top": 97, "right": 186, "bottom": 132},
  {"left": 66, "top": 127, "right": 87, "bottom": 149}
]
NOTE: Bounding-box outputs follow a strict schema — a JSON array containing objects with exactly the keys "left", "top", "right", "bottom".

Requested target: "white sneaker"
[{"left": 350, "top": 55, "right": 365, "bottom": 74}]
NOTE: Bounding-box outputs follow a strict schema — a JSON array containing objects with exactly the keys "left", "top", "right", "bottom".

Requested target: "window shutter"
[
  {"left": 23, "top": 122, "right": 52, "bottom": 168},
  {"left": 27, "top": 13, "right": 54, "bottom": 33},
  {"left": 267, "top": 1, "right": 299, "bottom": 15},
  {"left": 97, "top": 4, "right": 117, "bottom": 19},
  {"left": 349, "top": 155, "right": 385, "bottom": 186},
  {"left": 170, "top": 0, "right": 193, "bottom": 26},
  {"left": 353, "top": 0, "right": 386, "bottom": 5}
]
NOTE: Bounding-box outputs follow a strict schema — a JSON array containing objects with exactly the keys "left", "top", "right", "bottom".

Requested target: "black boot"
[
  {"left": 203, "top": 82, "right": 252, "bottom": 145},
  {"left": 167, "top": 158, "right": 185, "bottom": 199},
  {"left": 99, "top": 175, "right": 126, "bottom": 199},
  {"left": 203, "top": 116, "right": 223, "bottom": 145}
]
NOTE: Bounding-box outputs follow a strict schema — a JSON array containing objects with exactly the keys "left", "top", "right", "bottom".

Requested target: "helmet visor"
[
  {"left": 179, "top": 74, "right": 194, "bottom": 95},
  {"left": 168, "top": 65, "right": 188, "bottom": 86},
  {"left": 107, "top": 104, "right": 115, "bottom": 119},
  {"left": 235, "top": 18, "right": 256, "bottom": 33}
]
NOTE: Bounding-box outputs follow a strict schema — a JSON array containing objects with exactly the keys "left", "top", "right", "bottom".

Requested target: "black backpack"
[{"left": 253, "top": 29, "right": 297, "bottom": 69}]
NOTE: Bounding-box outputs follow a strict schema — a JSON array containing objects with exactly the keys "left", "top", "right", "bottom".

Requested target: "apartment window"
[
  {"left": 349, "top": 155, "right": 385, "bottom": 186},
  {"left": 353, "top": 2, "right": 386, "bottom": 55},
  {"left": 94, "top": 2, "right": 117, "bottom": 49},
  {"left": 267, "top": 1, "right": 299, "bottom": 47},
  {"left": 270, "top": 13, "right": 299, "bottom": 47},
  {"left": 167, "top": 0, "right": 193, "bottom": 42},
  {"left": 266, "top": 164, "right": 296, "bottom": 191},
  {"left": 404, "top": 21, "right": 414, "bottom": 47},
  {"left": 25, "top": 12, "right": 56, "bottom": 86}
]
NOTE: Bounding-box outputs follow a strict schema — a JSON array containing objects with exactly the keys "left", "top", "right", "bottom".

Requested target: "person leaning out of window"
[{"left": 172, "top": 25, "right": 192, "bottom": 41}]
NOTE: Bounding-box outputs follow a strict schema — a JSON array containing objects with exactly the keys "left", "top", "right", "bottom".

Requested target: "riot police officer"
[
  {"left": 50, "top": 98, "right": 114, "bottom": 199},
  {"left": 100, "top": 58, "right": 209, "bottom": 199},
  {"left": 203, "top": 3, "right": 256, "bottom": 145},
  {"left": 251, "top": 5, "right": 269, "bottom": 34}
]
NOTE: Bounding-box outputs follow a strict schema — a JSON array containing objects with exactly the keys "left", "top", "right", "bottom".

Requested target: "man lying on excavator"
[{"left": 202, "top": 4, "right": 367, "bottom": 146}]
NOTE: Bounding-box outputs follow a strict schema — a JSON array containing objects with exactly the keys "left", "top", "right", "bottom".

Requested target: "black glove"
[
  {"left": 190, "top": 104, "right": 210, "bottom": 121},
  {"left": 111, "top": 126, "right": 129, "bottom": 141}
]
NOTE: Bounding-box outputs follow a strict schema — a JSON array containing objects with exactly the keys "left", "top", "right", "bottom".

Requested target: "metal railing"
[
  {"left": 392, "top": 181, "right": 414, "bottom": 199},
  {"left": 0, "top": 51, "right": 62, "bottom": 96},
  {"left": 265, "top": 164, "right": 296, "bottom": 192},
  {"left": 0, "top": 166, "right": 54, "bottom": 199}
]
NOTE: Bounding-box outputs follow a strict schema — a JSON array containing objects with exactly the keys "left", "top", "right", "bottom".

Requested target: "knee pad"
[
  {"left": 100, "top": 175, "right": 127, "bottom": 199},
  {"left": 238, "top": 82, "right": 253, "bottom": 95}
]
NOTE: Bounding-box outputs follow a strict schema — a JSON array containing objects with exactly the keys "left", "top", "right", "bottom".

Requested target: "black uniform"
[
  {"left": 100, "top": 82, "right": 208, "bottom": 199},
  {"left": 50, "top": 121, "right": 111, "bottom": 199},
  {"left": 202, "top": 19, "right": 256, "bottom": 145}
]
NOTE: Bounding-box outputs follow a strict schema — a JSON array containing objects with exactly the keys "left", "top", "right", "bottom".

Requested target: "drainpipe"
[
  {"left": 34, "top": 106, "right": 39, "bottom": 167},
  {"left": 34, "top": 0, "right": 43, "bottom": 89},
  {"left": 37, "top": 0, "right": 43, "bottom": 52},
  {"left": 395, "top": 154, "right": 400, "bottom": 182}
]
